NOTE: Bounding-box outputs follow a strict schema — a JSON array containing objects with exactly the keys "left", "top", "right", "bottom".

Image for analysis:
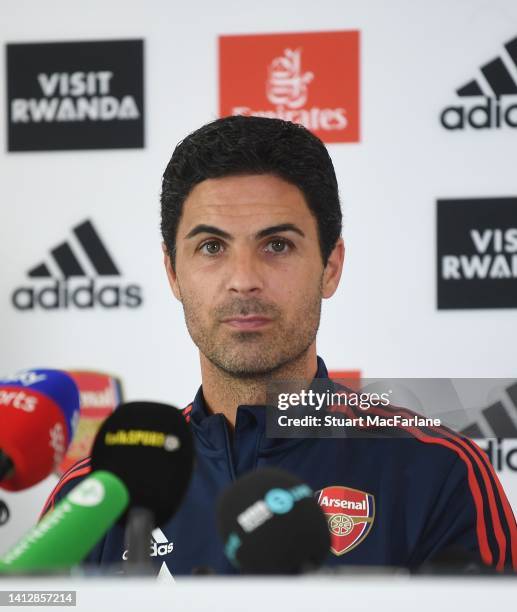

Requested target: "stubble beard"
[{"left": 179, "top": 281, "right": 323, "bottom": 379}]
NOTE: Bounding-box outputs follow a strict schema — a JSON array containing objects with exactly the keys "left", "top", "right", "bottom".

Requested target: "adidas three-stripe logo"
[
  {"left": 457, "top": 36, "right": 517, "bottom": 98},
  {"left": 461, "top": 382, "right": 517, "bottom": 440},
  {"left": 28, "top": 220, "right": 120, "bottom": 279},
  {"left": 441, "top": 34, "right": 517, "bottom": 129},
  {"left": 11, "top": 219, "right": 143, "bottom": 310}
]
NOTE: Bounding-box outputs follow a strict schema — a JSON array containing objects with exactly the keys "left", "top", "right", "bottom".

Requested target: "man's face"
[{"left": 164, "top": 173, "right": 343, "bottom": 377}]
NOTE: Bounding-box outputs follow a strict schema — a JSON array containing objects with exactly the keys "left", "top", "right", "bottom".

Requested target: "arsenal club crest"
[{"left": 316, "top": 486, "right": 375, "bottom": 555}]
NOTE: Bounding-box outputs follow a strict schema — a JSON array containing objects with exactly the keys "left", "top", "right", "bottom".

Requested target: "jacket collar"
[{"left": 188, "top": 355, "right": 331, "bottom": 431}]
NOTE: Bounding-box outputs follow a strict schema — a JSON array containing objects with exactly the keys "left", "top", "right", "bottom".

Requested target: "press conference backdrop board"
[{"left": 1, "top": 0, "right": 516, "bottom": 554}]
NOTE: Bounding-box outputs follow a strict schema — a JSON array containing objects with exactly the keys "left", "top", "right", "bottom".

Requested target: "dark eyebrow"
[
  {"left": 184, "top": 225, "right": 232, "bottom": 240},
  {"left": 184, "top": 223, "right": 305, "bottom": 241},
  {"left": 255, "top": 223, "right": 305, "bottom": 239}
]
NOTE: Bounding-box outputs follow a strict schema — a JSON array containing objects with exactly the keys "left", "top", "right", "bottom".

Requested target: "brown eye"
[
  {"left": 265, "top": 239, "right": 290, "bottom": 253},
  {"left": 201, "top": 241, "right": 223, "bottom": 255}
]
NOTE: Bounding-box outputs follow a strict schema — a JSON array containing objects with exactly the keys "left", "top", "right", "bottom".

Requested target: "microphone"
[
  {"left": 90, "top": 401, "right": 195, "bottom": 526},
  {"left": 0, "top": 471, "right": 128, "bottom": 573},
  {"left": 0, "top": 401, "right": 194, "bottom": 573},
  {"left": 93, "top": 401, "right": 195, "bottom": 573},
  {"left": 0, "top": 369, "right": 80, "bottom": 490},
  {"left": 217, "top": 467, "right": 330, "bottom": 574}
]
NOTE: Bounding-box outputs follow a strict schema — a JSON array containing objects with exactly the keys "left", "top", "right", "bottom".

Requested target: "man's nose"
[{"left": 225, "top": 249, "right": 264, "bottom": 294}]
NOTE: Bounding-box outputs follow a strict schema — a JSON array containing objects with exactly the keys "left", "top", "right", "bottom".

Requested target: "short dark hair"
[{"left": 160, "top": 115, "right": 342, "bottom": 267}]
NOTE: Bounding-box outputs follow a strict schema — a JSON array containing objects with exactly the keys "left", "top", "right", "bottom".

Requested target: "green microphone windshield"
[{"left": 0, "top": 470, "right": 128, "bottom": 573}]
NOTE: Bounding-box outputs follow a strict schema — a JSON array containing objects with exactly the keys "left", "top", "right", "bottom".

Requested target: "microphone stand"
[{"left": 123, "top": 507, "right": 156, "bottom": 576}]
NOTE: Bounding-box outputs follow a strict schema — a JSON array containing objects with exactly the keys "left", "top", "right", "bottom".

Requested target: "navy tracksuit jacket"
[{"left": 42, "top": 357, "right": 517, "bottom": 574}]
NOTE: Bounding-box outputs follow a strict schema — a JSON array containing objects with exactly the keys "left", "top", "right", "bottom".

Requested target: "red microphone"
[{"left": 0, "top": 370, "right": 80, "bottom": 491}]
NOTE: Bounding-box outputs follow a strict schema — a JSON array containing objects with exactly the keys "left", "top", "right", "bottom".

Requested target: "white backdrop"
[{"left": 1, "top": 0, "right": 516, "bottom": 554}]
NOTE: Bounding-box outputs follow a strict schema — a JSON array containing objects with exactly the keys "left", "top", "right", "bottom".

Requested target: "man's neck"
[{"left": 199, "top": 347, "right": 319, "bottom": 427}]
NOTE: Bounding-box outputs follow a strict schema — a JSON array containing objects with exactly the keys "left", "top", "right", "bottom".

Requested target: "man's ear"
[
  {"left": 322, "top": 238, "right": 345, "bottom": 299},
  {"left": 162, "top": 243, "right": 182, "bottom": 302}
]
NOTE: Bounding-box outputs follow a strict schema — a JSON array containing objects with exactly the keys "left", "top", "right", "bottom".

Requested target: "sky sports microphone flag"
[
  {"left": 217, "top": 467, "right": 330, "bottom": 574},
  {"left": 0, "top": 471, "right": 128, "bottom": 573},
  {"left": 0, "top": 369, "right": 80, "bottom": 490}
]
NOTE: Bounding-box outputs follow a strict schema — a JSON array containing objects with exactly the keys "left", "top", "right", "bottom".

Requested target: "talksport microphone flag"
[{"left": 0, "top": 471, "right": 128, "bottom": 573}]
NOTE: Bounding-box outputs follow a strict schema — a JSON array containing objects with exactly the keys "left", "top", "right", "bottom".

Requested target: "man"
[{"left": 42, "top": 116, "right": 517, "bottom": 574}]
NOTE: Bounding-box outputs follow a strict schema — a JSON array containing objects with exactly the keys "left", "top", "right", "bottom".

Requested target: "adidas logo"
[
  {"left": 460, "top": 381, "right": 517, "bottom": 472},
  {"left": 150, "top": 527, "right": 174, "bottom": 557},
  {"left": 11, "top": 219, "right": 143, "bottom": 310},
  {"left": 440, "top": 34, "right": 517, "bottom": 130},
  {"left": 122, "top": 528, "right": 174, "bottom": 561}
]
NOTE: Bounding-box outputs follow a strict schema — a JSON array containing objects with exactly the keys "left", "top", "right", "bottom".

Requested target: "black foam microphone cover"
[
  {"left": 91, "top": 401, "right": 194, "bottom": 526},
  {"left": 217, "top": 467, "right": 330, "bottom": 574}
]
